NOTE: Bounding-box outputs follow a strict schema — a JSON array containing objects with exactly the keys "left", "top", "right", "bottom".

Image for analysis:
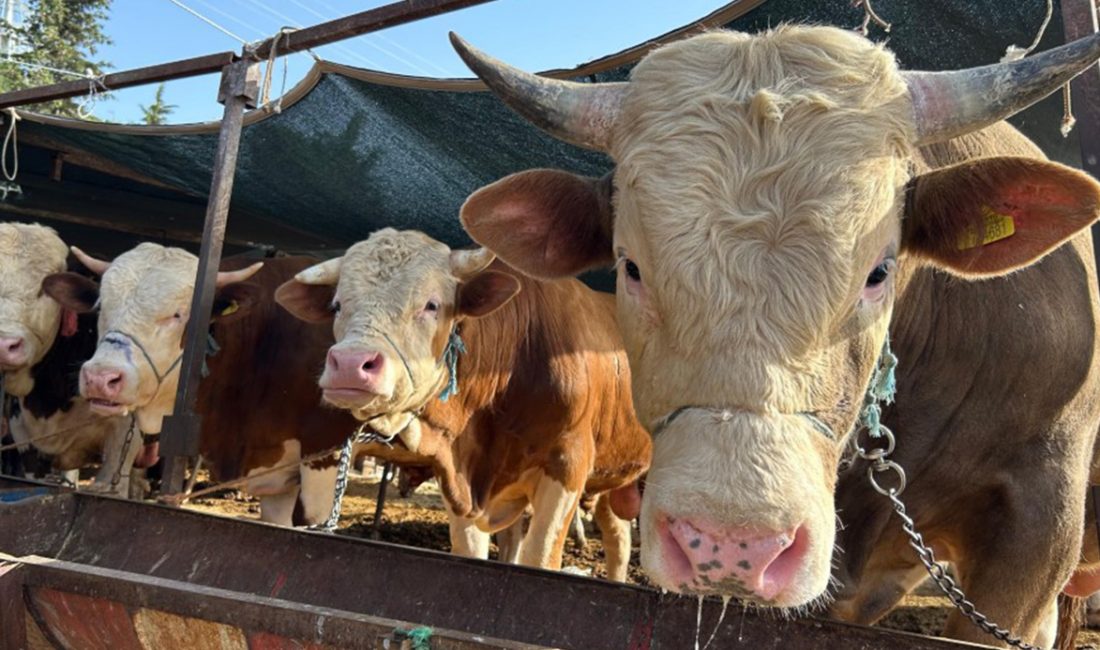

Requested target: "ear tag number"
[{"left": 957, "top": 206, "right": 1016, "bottom": 251}]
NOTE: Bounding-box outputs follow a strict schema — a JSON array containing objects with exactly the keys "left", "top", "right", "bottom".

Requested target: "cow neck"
[{"left": 651, "top": 337, "right": 898, "bottom": 444}]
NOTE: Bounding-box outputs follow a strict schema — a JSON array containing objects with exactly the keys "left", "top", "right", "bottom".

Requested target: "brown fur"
[
  {"left": 831, "top": 122, "right": 1100, "bottom": 645},
  {"left": 196, "top": 256, "right": 360, "bottom": 502},
  {"left": 351, "top": 259, "right": 651, "bottom": 521}
]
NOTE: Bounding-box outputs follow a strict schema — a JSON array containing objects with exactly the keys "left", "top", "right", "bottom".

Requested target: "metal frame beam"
[
  {"left": 1062, "top": 0, "right": 1100, "bottom": 178},
  {"left": 0, "top": 0, "right": 494, "bottom": 111}
]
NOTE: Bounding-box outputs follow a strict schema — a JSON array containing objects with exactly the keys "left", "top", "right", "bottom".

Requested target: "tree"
[
  {"left": 139, "top": 83, "right": 176, "bottom": 125},
  {"left": 0, "top": 0, "right": 111, "bottom": 118}
]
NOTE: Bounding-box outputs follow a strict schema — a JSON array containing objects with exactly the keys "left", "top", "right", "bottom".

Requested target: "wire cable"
[{"left": 164, "top": 0, "right": 249, "bottom": 45}]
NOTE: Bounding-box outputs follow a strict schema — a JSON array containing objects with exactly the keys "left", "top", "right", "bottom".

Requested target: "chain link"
[
  {"left": 108, "top": 416, "right": 137, "bottom": 492},
  {"left": 852, "top": 423, "right": 1041, "bottom": 650},
  {"left": 309, "top": 418, "right": 406, "bottom": 532}
]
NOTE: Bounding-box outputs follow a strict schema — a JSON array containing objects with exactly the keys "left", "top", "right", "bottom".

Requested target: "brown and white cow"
[
  {"left": 450, "top": 25, "right": 1100, "bottom": 647},
  {"left": 275, "top": 229, "right": 651, "bottom": 579},
  {"left": 43, "top": 244, "right": 362, "bottom": 525},
  {"left": 0, "top": 223, "right": 134, "bottom": 495}
]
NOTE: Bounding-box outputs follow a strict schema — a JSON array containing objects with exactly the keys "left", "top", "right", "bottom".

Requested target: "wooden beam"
[
  {"left": 1062, "top": 0, "right": 1100, "bottom": 178},
  {"left": 0, "top": 0, "right": 495, "bottom": 111}
]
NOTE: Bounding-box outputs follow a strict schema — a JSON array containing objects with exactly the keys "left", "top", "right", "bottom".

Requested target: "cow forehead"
[
  {"left": 0, "top": 223, "right": 67, "bottom": 294},
  {"left": 339, "top": 229, "right": 451, "bottom": 300},
  {"left": 610, "top": 26, "right": 911, "bottom": 353},
  {"left": 101, "top": 244, "right": 196, "bottom": 313}
]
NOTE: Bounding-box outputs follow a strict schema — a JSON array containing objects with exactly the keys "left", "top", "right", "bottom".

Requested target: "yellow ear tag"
[
  {"left": 957, "top": 206, "right": 1016, "bottom": 251},
  {"left": 220, "top": 300, "right": 239, "bottom": 317}
]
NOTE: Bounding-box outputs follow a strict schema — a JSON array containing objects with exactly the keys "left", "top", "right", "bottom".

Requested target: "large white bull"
[{"left": 451, "top": 25, "right": 1100, "bottom": 647}]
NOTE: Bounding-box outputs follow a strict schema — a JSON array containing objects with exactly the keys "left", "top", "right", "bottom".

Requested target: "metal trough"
[{"left": 0, "top": 478, "right": 990, "bottom": 649}]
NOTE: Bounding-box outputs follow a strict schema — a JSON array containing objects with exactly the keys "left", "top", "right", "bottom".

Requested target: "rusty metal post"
[
  {"left": 371, "top": 463, "right": 395, "bottom": 540},
  {"left": 160, "top": 57, "right": 259, "bottom": 495},
  {"left": 1062, "top": 0, "right": 1100, "bottom": 179}
]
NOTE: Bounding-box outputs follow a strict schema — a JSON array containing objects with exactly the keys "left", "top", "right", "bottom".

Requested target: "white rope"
[
  {"left": 1001, "top": 0, "right": 1054, "bottom": 62},
  {"left": 1, "top": 58, "right": 88, "bottom": 80},
  {"left": 999, "top": 0, "right": 1076, "bottom": 137},
  {"left": 2, "top": 108, "right": 19, "bottom": 182},
  {"left": 76, "top": 72, "right": 108, "bottom": 121},
  {"left": 164, "top": 0, "right": 248, "bottom": 45},
  {"left": 258, "top": 27, "right": 296, "bottom": 114}
]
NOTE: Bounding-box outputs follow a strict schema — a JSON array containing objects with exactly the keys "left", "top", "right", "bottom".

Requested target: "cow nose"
[
  {"left": 0, "top": 336, "right": 26, "bottom": 365},
  {"left": 660, "top": 516, "right": 808, "bottom": 601},
  {"left": 82, "top": 367, "right": 124, "bottom": 400},
  {"left": 325, "top": 348, "right": 386, "bottom": 391}
]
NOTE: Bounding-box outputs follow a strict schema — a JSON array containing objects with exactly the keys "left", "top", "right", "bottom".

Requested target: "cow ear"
[
  {"left": 274, "top": 279, "right": 336, "bottom": 323},
  {"left": 902, "top": 157, "right": 1100, "bottom": 277},
  {"left": 457, "top": 271, "right": 521, "bottom": 318},
  {"left": 212, "top": 283, "right": 263, "bottom": 325},
  {"left": 460, "top": 168, "right": 615, "bottom": 279},
  {"left": 42, "top": 272, "right": 99, "bottom": 314}
]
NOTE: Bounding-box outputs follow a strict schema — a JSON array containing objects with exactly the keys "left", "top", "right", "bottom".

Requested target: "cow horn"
[
  {"left": 905, "top": 32, "right": 1100, "bottom": 145},
  {"left": 71, "top": 246, "right": 111, "bottom": 276},
  {"left": 449, "top": 247, "right": 495, "bottom": 279},
  {"left": 449, "top": 32, "right": 627, "bottom": 152},
  {"left": 215, "top": 262, "right": 263, "bottom": 288},
  {"left": 294, "top": 257, "right": 342, "bottom": 285}
]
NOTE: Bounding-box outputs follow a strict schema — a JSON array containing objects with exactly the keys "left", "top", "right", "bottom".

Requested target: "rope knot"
[{"left": 438, "top": 328, "right": 466, "bottom": 402}]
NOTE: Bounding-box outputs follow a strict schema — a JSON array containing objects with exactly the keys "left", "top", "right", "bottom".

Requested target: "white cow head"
[
  {"left": 0, "top": 223, "right": 74, "bottom": 396},
  {"left": 43, "top": 243, "right": 262, "bottom": 434},
  {"left": 275, "top": 228, "right": 519, "bottom": 426}
]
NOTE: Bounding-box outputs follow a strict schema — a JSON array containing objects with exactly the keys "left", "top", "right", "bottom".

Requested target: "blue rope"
[
  {"left": 201, "top": 332, "right": 221, "bottom": 379},
  {"left": 860, "top": 336, "right": 898, "bottom": 438},
  {"left": 395, "top": 626, "right": 433, "bottom": 650},
  {"left": 438, "top": 328, "right": 466, "bottom": 402}
]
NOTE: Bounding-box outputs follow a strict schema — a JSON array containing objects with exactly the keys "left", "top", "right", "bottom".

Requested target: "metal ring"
[{"left": 867, "top": 459, "right": 907, "bottom": 496}]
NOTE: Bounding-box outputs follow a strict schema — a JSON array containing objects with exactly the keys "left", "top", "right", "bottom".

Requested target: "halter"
[
  {"left": 102, "top": 330, "right": 182, "bottom": 391},
  {"left": 650, "top": 337, "right": 898, "bottom": 443}
]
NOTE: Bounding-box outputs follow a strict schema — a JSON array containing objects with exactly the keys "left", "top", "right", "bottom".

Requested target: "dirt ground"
[{"left": 184, "top": 470, "right": 1100, "bottom": 648}]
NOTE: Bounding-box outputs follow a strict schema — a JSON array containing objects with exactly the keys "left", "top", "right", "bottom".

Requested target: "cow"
[
  {"left": 274, "top": 228, "right": 651, "bottom": 580},
  {"left": 0, "top": 222, "right": 135, "bottom": 495},
  {"left": 448, "top": 25, "right": 1100, "bottom": 647},
  {"left": 42, "top": 243, "right": 364, "bottom": 525}
]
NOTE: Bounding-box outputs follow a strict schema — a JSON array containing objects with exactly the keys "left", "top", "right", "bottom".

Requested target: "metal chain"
[
  {"left": 309, "top": 419, "right": 405, "bottom": 532},
  {"left": 852, "top": 424, "right": 1041, "bottom": 650},
  {"left": 108, "top": 416, "right": 138, "bottom": 492}
]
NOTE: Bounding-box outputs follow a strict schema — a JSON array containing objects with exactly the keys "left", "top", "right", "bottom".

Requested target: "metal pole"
[
  {"left": 371, "top": 462, "right": 395, "bottom": 540},
  {"left": 1062, "top": 0, "right": 1100, "bottom": 179},
  {"left": 160, "top": 57, "right": 259, "bottom": 496}
]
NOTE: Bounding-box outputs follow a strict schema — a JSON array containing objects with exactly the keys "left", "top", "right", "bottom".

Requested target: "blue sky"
[{"left": 89, "top": 0, "right": 728, "bottom": 124}]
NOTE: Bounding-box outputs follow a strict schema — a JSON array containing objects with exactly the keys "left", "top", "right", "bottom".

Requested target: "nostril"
[
  {"left": 360, "top": 353, "right": 381, "bottom": 372},
  {"left": 106, "top": 374, "right": 122, "bottom": 389},
  {"left": 7, "top": 339, "right": 22, "bottom": 353}
]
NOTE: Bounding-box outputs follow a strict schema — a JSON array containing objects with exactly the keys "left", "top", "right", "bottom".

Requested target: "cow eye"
[
  {"left": 425, "top": 300, "right": 440, "bottom": 312},
  {"left": 865, "top": 261, "right": 891, "bottom": 287},
  {"left": 624, "top": 259, "right": 641, "bottom": 283},
  {"left": 330, "top": 300, "right": 341, "bottom": 314}
]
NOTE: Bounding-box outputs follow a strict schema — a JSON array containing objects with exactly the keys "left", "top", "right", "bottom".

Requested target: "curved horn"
[
  {"left": 294, "top": 257, "right": 342, "bottom": 285},
  {"left": 215, "top": 261, "right": 263, "bottom": 288},
  {"left": 449, "top": 247, "right": 495, "bottom": 279},
  {"left": 71, "top": 246, "right": 111, "bottom": 276},
  {"left": 906, "top": 32, "right": 1100, "bottom": 145},
  {"left": 450, "top": 32, "right": 627, "bottom": 152}
]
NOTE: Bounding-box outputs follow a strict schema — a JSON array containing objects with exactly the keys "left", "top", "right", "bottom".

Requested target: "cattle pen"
[{"left": 0, "top": 0, "right": 1098, "bottom": 648}]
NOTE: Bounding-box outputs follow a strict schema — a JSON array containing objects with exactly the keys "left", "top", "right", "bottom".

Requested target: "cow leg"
[
  {"left": 297, "top": 461, "right": 339, "bottom": 527},
  {"left": 594, "top": 492, "right": 632, "bottom": 582},
  {"left": 495, "top": 517, "right": 525, "bottom": 564},
  {"left": 829, "top": 547, "right": 928, "bottom": 625},
  {"left": 259, "top": 488, "right": 300, "bottom": 526},
  {"left": 445, "top": 506, "right": 490, "bottom": 560},
  {"left": 519, "top": 473, "right": 581, "bottom": 570}
]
